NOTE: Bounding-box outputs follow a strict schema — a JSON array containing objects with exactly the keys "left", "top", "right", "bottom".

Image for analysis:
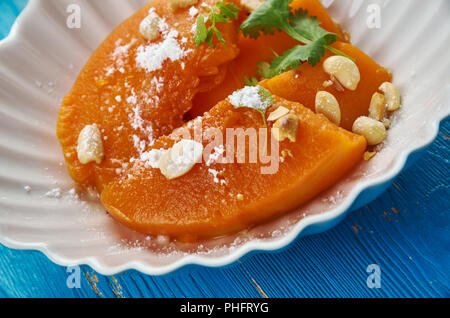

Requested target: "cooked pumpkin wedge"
[
  {"left": 57, "top": 0, "right": 241, "bottom": 191},
  {"left": 101, "top": 95, "right": 366, "bottom": 241}
]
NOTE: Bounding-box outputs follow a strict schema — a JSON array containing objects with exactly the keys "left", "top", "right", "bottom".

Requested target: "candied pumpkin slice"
[
  {"left": 101, "top": 95, "right": 366, "bottom": 241},
  {"left": 57, "top": 0, "right": 241, "bottom": 191},
  {"left": 259, "top": 42, "right": 392, "bottom": 130},
  {"left": 189, "top": 0, "right": 345, "bottom": 117}
]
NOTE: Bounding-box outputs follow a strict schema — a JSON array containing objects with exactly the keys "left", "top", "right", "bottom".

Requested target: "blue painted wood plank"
[{"left": 0, "top": 1, "right": 448, "bottom": 298}]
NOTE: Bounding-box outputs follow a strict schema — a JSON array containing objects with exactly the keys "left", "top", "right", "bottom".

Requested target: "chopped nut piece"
[
  {"left": 168, "top": 0, "right": 198, "bottom": 11},
  {"left": 368, "top": 92, "right": 386, "bottom": 121},
  {"left": 379, "top": 82, "right": 401, "bottom": 111},
  {"left": 281, "top": 149, "right": 293, "bottom": 158},
  {"left": 77, "top": 125, "right": 104, "bottom": 164},
  {"left": 382, "top": 118, "right": 391, "bottom": 129},
  {"left": 272, "top": 114, "right": 299, "bottom": 142},
  {"left": 315, "top": 91, "right": 341, "bottom": 126},
  {"left": 267, "top": 106, "right": 290, "bottom": 122},
  {"left": 352, "top": 116, "right": 386, "bottom": 146},
  {"left": 364, "top": 151, "right": 377, "bottom": 161},
  {"left": 323, "top": 56, "right": 360, "bottom": 91},
  {"left": 158, "top": 139, "right": 203, "bottom": 180},
  {"left": 241, "top": 0, "right": 266, "bottom": 12},
  {"left": 322, "top": 80, "right": 334, "bottom": 88},
  {"left": 140, "top": 12, "right": 161, "bottom": 41}
]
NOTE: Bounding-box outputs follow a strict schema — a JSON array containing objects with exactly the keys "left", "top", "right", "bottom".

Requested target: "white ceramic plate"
[{"left": 0, "top": 0, "right": 448, "bottom": 275}]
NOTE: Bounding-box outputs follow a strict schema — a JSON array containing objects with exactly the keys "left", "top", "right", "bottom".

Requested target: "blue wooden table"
[{"left": 0, "top": 0, "right": 448, "bottom": 298}]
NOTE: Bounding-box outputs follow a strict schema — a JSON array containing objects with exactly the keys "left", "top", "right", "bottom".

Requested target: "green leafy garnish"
[
  {"left": 194, "top": 1, "right": 240, "bottom": 48},
  {"left": 257, "top": 61, "right": 273, "bottom": 79},
  {"left": 244, "top": 76, "right": 259, "bottom": 86},
  {"left": 240, "top": 0, "right": 353, "bottom": 77}
]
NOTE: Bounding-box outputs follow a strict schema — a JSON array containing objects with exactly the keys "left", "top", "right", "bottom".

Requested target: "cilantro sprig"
[
  {"left": 240, "top": 0, "right": 353, "bottom": 77},
  {"left": 244, "top": 76, "right": 259, "bottom": 86},
  {"left": 194, "top": 2, "right": 240, "bottom": 48}
]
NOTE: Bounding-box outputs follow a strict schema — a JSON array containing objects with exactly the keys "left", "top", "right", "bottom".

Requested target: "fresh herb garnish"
[
  {"left": 240, "top": 0, "right": 353, "bottom": 77},
  {"left": 194, "top": 1, "right": 240, "bottom": 48},
  {"left": 257, "top": 61, "right": 272, "bottom": 79},
  {"left": 244, "top": 76, "right": 259, "bottom": 86}
]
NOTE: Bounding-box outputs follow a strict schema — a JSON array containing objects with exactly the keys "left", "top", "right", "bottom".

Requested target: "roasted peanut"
[
  {"left": 315, "top": 91, "right": 341, "bottom": 126},
  {"left": 272, "top": 114, "right": 299, "bottom": 142},
  {"left": 77, "top": 125, "right": 104, "bottom": 164},
  {"left": 379, "top": 82, "right": 401, "bottom": 111},
  {"left": 323, "top": 56, "right": 360, "bottom": 91},
  {"left": 352, "top": 116, "right": 386, "bottom": 146}
]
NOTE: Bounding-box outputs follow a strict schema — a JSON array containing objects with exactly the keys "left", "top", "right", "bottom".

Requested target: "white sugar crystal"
[
  {"left": 140, "top": 148, "right": 167, "bottom": 169},
  {"left": 206, "top": 145, "right": 225, "bottom": 166},
  {"left": 45, "top": 188, "right": 62, "bottom": 199},
  {"left": 208, "top": 169, "right": 220, "bottom": 183},
  {"left": 229, "top": 86, "right": 272, "bottom": 111},
  {"left": 136, "top": 30, "right": 190, "bottom": 73},
  {"left": 189, "top": 6, "right": 199, "bottom": 17}
]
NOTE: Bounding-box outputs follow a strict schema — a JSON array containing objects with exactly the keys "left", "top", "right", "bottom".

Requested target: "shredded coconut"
[
  {"left": 45, "top": 187, "right": 62, "bottom": 199},
  {"left": 136, "top": 29, "right": 190, "bottom": 73},
  {"left": 150, "top": 76, "right": 164, "bottom": 93},
  {"left": 229, "top": 86, "right": 272, "bottom": 111},
  {"left": 140, "top": 148, "right": 167, "bottom": 168},
  {"left": 105, "top": 38, "right": 137, "bottom": 76},
  {"left": 208, "top": 168, "right": 226, "bottom": 185},
  {"left": 132, "top": 135, "right": 147, "bottom": 154},
  {"left": 208, "top": 169, "right": 220, "bottom": 183},
  {"left": 206, "top": 145, "right": 225, "bottom": 166},
  {"left": 189, "top": 6, "right": 199, "bottom": 17}
]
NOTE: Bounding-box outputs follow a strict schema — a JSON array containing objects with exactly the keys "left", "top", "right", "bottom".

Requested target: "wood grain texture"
[{"left": 0, "top": 0, "right": 448, "bottom": 298}]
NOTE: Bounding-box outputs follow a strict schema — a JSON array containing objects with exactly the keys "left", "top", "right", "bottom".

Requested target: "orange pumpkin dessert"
[
  {"left": 57, "top": 0, "right": 241, "bottom": 191},
  {"left": 57, "top": 0, "right": 402, "bottom": 242},
  {"left": 101, "top": 94, "right": 366, "bottom": 241}
]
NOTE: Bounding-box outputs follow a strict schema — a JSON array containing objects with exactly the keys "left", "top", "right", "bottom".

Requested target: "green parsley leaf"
[
  {"left": 244, "top": 76, "right": 259, "bottom": 86},
  {"left": 194, "top": 15, "right": 208, "bottom": 46},
  {"left": 289, "top": 9, "right": 335, "bottom": 43},
  {"left": 194, "top": 1, "right": 240, "bottom": 48},
  {"left": 269, "top": 45, "right": 309, "bottom": 75},
  {"left": 257, "top": 61, "right": 274, "bottom": 79},
  {"left": 240, "top": 0, "right": 354, "bottom": 75},
  {"left": 240, "top": 0, "right": 293, "bottom": 39},
  {"left": 217, "top": 1, "right": 240, "bottom": 20},
  {"left": 269, "top": 36, "right": 332, "bottom": 74}
]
